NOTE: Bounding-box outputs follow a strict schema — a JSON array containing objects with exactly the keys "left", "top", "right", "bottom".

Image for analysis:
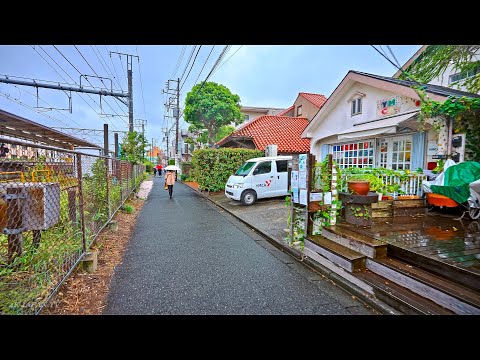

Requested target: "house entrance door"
[{"left": 376, "top": 135, "right": 412, "bottom": 170}]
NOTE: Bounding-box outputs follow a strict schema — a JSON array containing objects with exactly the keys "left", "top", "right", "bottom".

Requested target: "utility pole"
[
  {"left": 175, "top": 77, "right": 180, "bottom": 157},
  {"left": 136, "top": 119, "right": 147, "bottom": 161},
  {"left": 162, "top": 79, "right": 180, "bottom": 162},
  {"left": 110, "top": 51, "right": 139, "bottom": 133}
]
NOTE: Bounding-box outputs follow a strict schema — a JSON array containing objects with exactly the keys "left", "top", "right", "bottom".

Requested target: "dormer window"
[
  {"left": 297, "top": 105, "right": 302, "bottom": 116},
  {"left": 351, "top": 97, "right": 362, "bottom": 116}
]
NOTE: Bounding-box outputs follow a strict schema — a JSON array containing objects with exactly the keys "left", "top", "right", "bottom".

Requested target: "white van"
[{"left": 225, "top": 155, "right": 292, "bottom": 205}]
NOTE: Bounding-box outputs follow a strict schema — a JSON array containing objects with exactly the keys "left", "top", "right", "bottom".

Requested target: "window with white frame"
[
  {"left": 244, "top": 114, "right": 250, "bottom": 121},
  {"left": 449, "top": 64, "right": 480, "bottom": 84},
  {"left": 331, "top": 140, "right": 374, "bottom": 169},
  {"left": 351, "top": 97, "right": 362, "bottom": 116},
  {"left": 377, "top": 136, "right": 412, "bottom": 170}
]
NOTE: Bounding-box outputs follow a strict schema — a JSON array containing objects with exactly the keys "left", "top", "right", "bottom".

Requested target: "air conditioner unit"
[{"left": 265, "top": 144, "right": 278, "bottom": 157}]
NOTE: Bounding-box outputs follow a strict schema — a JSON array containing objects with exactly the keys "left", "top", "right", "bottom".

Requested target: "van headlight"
[{"left": 232, "top": 183, "right": 244, "bottom": 189}]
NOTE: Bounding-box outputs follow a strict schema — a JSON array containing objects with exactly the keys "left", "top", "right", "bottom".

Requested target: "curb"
[{"left": 182, "top": 182, "right": 400, "bottom": 315}]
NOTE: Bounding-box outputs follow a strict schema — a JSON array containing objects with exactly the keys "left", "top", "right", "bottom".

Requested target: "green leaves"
[
  {"left": 184, "top": 82, "right": 243, "bottom": 146},
  {"left": 191, "top": 148, "right": 263, "bottom": 191}
]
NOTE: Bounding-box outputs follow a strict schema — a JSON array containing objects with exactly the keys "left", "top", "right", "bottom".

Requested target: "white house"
[
  {"left": 301, "top": 70, "right": 480, "bottom": 170},
  {"left": 393, "top": 45, "right": 480, "bottom": 94}
]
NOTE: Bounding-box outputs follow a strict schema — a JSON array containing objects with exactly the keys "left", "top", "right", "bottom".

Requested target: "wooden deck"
[{"left": 337, "top": 214, "right": 480, "bottom": 279}]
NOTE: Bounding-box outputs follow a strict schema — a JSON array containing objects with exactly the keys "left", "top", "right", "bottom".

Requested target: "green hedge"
[
  {"left": 192, "top": 148, "right": 263, "bottom": 192},
  {"left": 168, "top": 159, "right": 175, "bottom": 165},
  {"left": 181, "top": 161, "right": 192, "bottom": 178}
]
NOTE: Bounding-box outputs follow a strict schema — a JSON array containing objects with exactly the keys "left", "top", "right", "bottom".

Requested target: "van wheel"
[{"left": 241, "top": 190, "right": 257, "bottom": 205}]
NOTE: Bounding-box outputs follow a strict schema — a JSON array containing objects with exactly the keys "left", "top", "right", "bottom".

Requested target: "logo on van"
[{"left": 256, "top": 180, "right": 272, "bottom": 187}]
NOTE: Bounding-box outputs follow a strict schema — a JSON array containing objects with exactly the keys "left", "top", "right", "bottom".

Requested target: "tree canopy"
[
  {"left": 184, "top": 82, "right": 243, "bottom": 146},
  {"left": 403, "top": 45, "right": 480, "bottom": 94},
  {"left": 402, "top": 45, "right": 480, "bottom": 161},
  {"left": 119, "top": 131, "right": 147, "bottom": 164}
]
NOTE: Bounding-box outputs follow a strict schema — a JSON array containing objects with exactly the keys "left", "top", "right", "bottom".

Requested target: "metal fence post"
[
  {"left": 76, "top": 154, "right": 87, "bottom": 253},
  {"left": 106, "top": 157, "right": 111, "bottom": 219}
]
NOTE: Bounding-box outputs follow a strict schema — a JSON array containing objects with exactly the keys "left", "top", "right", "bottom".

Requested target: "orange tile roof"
[
  {"left": 299, "top": 92, "right": 327, "bottom": 108},
  {"left": 276, "top": 105, "right": 294, "bottom": 116},
  {"left": 216, "top": 115, "right": 310, "bottom": 153}
]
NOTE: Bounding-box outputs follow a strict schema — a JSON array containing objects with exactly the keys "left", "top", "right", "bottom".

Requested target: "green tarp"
[{"left": 431, "top": 161, "right": 480, "bottom": 204}]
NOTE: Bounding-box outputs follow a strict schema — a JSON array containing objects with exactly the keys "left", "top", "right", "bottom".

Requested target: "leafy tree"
[
  {"left": 215, "top": 125, "right": 236, "bottom": 142},
  {"left": 184, "top": 82, "right": 243, "bottom": 146},
  {"left": 399, "top": 46, "right": 480, "bottom": 161},
  {"left": 119, "top": 131, "right": 147, "bottom": 164},
  {"left": 402, "top": 45, "right": 480, "bottom": 94}
]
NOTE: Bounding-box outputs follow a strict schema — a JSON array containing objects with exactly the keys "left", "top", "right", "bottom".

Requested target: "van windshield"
[{"left": 235, "top": 161, "right": 256, "bottom": 176}]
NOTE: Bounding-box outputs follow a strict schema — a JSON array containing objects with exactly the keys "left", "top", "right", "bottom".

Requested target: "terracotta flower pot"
[{"left": 347, "top": 181, "right": 370, "bottom": 195}]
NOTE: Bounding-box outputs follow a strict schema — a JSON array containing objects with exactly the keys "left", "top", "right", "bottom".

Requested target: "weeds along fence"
[{"left": 0, "top": 138, "right": 145, "bottom": 314}]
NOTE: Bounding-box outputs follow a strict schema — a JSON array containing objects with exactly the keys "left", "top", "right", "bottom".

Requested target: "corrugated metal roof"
[{"left": 0, "top": 109, "right": 101, "bottom": 149}]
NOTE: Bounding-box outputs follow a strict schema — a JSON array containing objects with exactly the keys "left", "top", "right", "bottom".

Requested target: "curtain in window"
[
  {"left": 321, "top": 144, "right": 329, "bottom": 161},
  {"left": 411, "top": 132, "right": 425, "bottom": 170}
]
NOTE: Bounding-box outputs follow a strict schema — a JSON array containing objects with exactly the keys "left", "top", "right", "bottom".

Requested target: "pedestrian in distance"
[
  {"left": 165, "top": 169, "right": 176, "bottom": 199},
  {"left": 153, "top": 167, "right": 157, "bottom": 176}
]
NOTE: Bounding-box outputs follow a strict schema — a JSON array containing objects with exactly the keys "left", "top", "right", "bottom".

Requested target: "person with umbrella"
[
  {"left": 164, "top": 165, "right": 179, "bottom": 199},
  {"left": 155, "top": 164, "right": 162, "bottom": 176}
]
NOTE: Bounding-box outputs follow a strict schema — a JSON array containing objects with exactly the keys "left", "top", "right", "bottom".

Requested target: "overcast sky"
[{"left": 0, "top": 45, "right": 421, "bottom": 153}]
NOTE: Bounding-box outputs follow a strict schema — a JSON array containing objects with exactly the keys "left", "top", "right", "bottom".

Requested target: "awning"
[{"left": 337, "top": 111, "right": 419, "bottom": 140}]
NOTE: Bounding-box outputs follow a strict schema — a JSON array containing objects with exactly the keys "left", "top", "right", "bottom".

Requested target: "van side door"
[
  {"left": 251, "top": 161, "right": 274, "bottom": 199},
  {"left": 275, "top": 160, "right": 289, "bottom": 196}
]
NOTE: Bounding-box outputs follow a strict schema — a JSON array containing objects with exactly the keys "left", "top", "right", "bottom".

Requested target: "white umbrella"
[{"left": 164, "top": 165, "right": 181, "bottom": 171}]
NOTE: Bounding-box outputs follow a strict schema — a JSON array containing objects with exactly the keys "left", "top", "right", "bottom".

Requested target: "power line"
[
  {"left": 193, "top": 45, "right": 215, "bottom": 85},
  {"left": 105, "top": 45, "right": 125, "bottom": 91},
  {"left": 0, "top": 91, "right": 100, "bottom": 145},
  {"left": 74, "top": 45, "right": 128, "bottom": 117},
  {"left": 213, "top": 45, "right": 243, "bottom": 74},
  {"left": 171, "top": 45, "right": 187, "bottom": 79},
  {"left": 136, "top": 46, "right": 147, "bottom": 119},
  {"left": 31, "top": 45, "right": 120, "bottom": 130},
  {"left": 53, "top": 45, "right": 126, "bottom": 122},
  {"left": 386, "top": 45, "right": 402, "bottom": 69},
  {"left": 179, "top": 45, "right": 197, "bottom": 83},
  {"left": 91, "top": 45, "right": 123, "bottom": 91},
  {"left": 180, "top": 45, "right": 202, "bottom": 91}
]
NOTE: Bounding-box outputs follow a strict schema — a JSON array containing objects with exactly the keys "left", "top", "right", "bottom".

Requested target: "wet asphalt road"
[{"left": 104, "top": 177, "right": 377, "bottom": 315}]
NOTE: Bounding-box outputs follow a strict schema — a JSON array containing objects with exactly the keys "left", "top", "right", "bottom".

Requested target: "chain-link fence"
[{"left": 0, "top": 138, "right": 145, "bottom": 314}]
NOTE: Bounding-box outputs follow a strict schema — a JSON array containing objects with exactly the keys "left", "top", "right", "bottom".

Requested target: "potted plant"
[
  {"left": 346, "top": 174, "right": 370, "bottom": 195},
  {"left": 363, "top": 173, "right": 386, "bottom": 201}
]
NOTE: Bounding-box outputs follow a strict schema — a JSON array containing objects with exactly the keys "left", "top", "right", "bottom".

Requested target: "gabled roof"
[
  {"left": 302, "top": 70, "right": 480, "bottom": 138},
  {"left": 299, "top": 92, "right": 328, "bottom": 108},
  {"left": 354, "top": 71, "right": 480, "bottom": 99},
  {"left": 276, "top": 105, "right": 294, "bottom": 116},
  {"left": 216, "top": 115, "right": 310, "bottom": 153}
]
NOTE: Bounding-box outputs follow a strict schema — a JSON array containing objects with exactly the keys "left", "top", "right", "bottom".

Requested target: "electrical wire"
[
  {"left": 106, "top": 45, "right": 125, "bottom": 91},
  {"left": 171, "top": 45, "right": 187, "bottom": 79},
  {"left": 31, "top": 45, "right": 120, "bottom": 130},
  {"left": 179, "top": 45, "right": 197, "bottom": 83},
  {"left": 136, "top": 46, "right": 147, "bottom": 120},
  {"left": 74, "top": 45, "right": 128, "bottom": 117},
  {"left": 180, "top": 45, "right": 202, "bottom": 91},
  {"left": 54, "top": 45, "right": 127, "bottom": 122}
]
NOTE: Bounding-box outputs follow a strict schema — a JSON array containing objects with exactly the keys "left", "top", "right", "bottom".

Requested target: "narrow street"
[{"left": 104, "top": 178, "right": 377, "bottom": 315}]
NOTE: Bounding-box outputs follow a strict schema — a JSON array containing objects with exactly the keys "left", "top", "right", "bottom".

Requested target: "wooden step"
[
  {"left": 322, "top": 225, "right": 387, "bottom": 259},
  {"left": 305, "top": 236, "right": 366, "bottom": 273},
  {"left": 388, "top": 245, "right": 480, "bottom": 292},
  {"left": 368, "top": 257, "right": 480, "bottom": 315},
  {"left": 355, "top": 270, "right": 454, "bottom": 315}
]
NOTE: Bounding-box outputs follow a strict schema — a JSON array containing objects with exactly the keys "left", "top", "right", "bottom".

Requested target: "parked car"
[{"left": 225, "top": 155, "right": 292, "bottom": 205}]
